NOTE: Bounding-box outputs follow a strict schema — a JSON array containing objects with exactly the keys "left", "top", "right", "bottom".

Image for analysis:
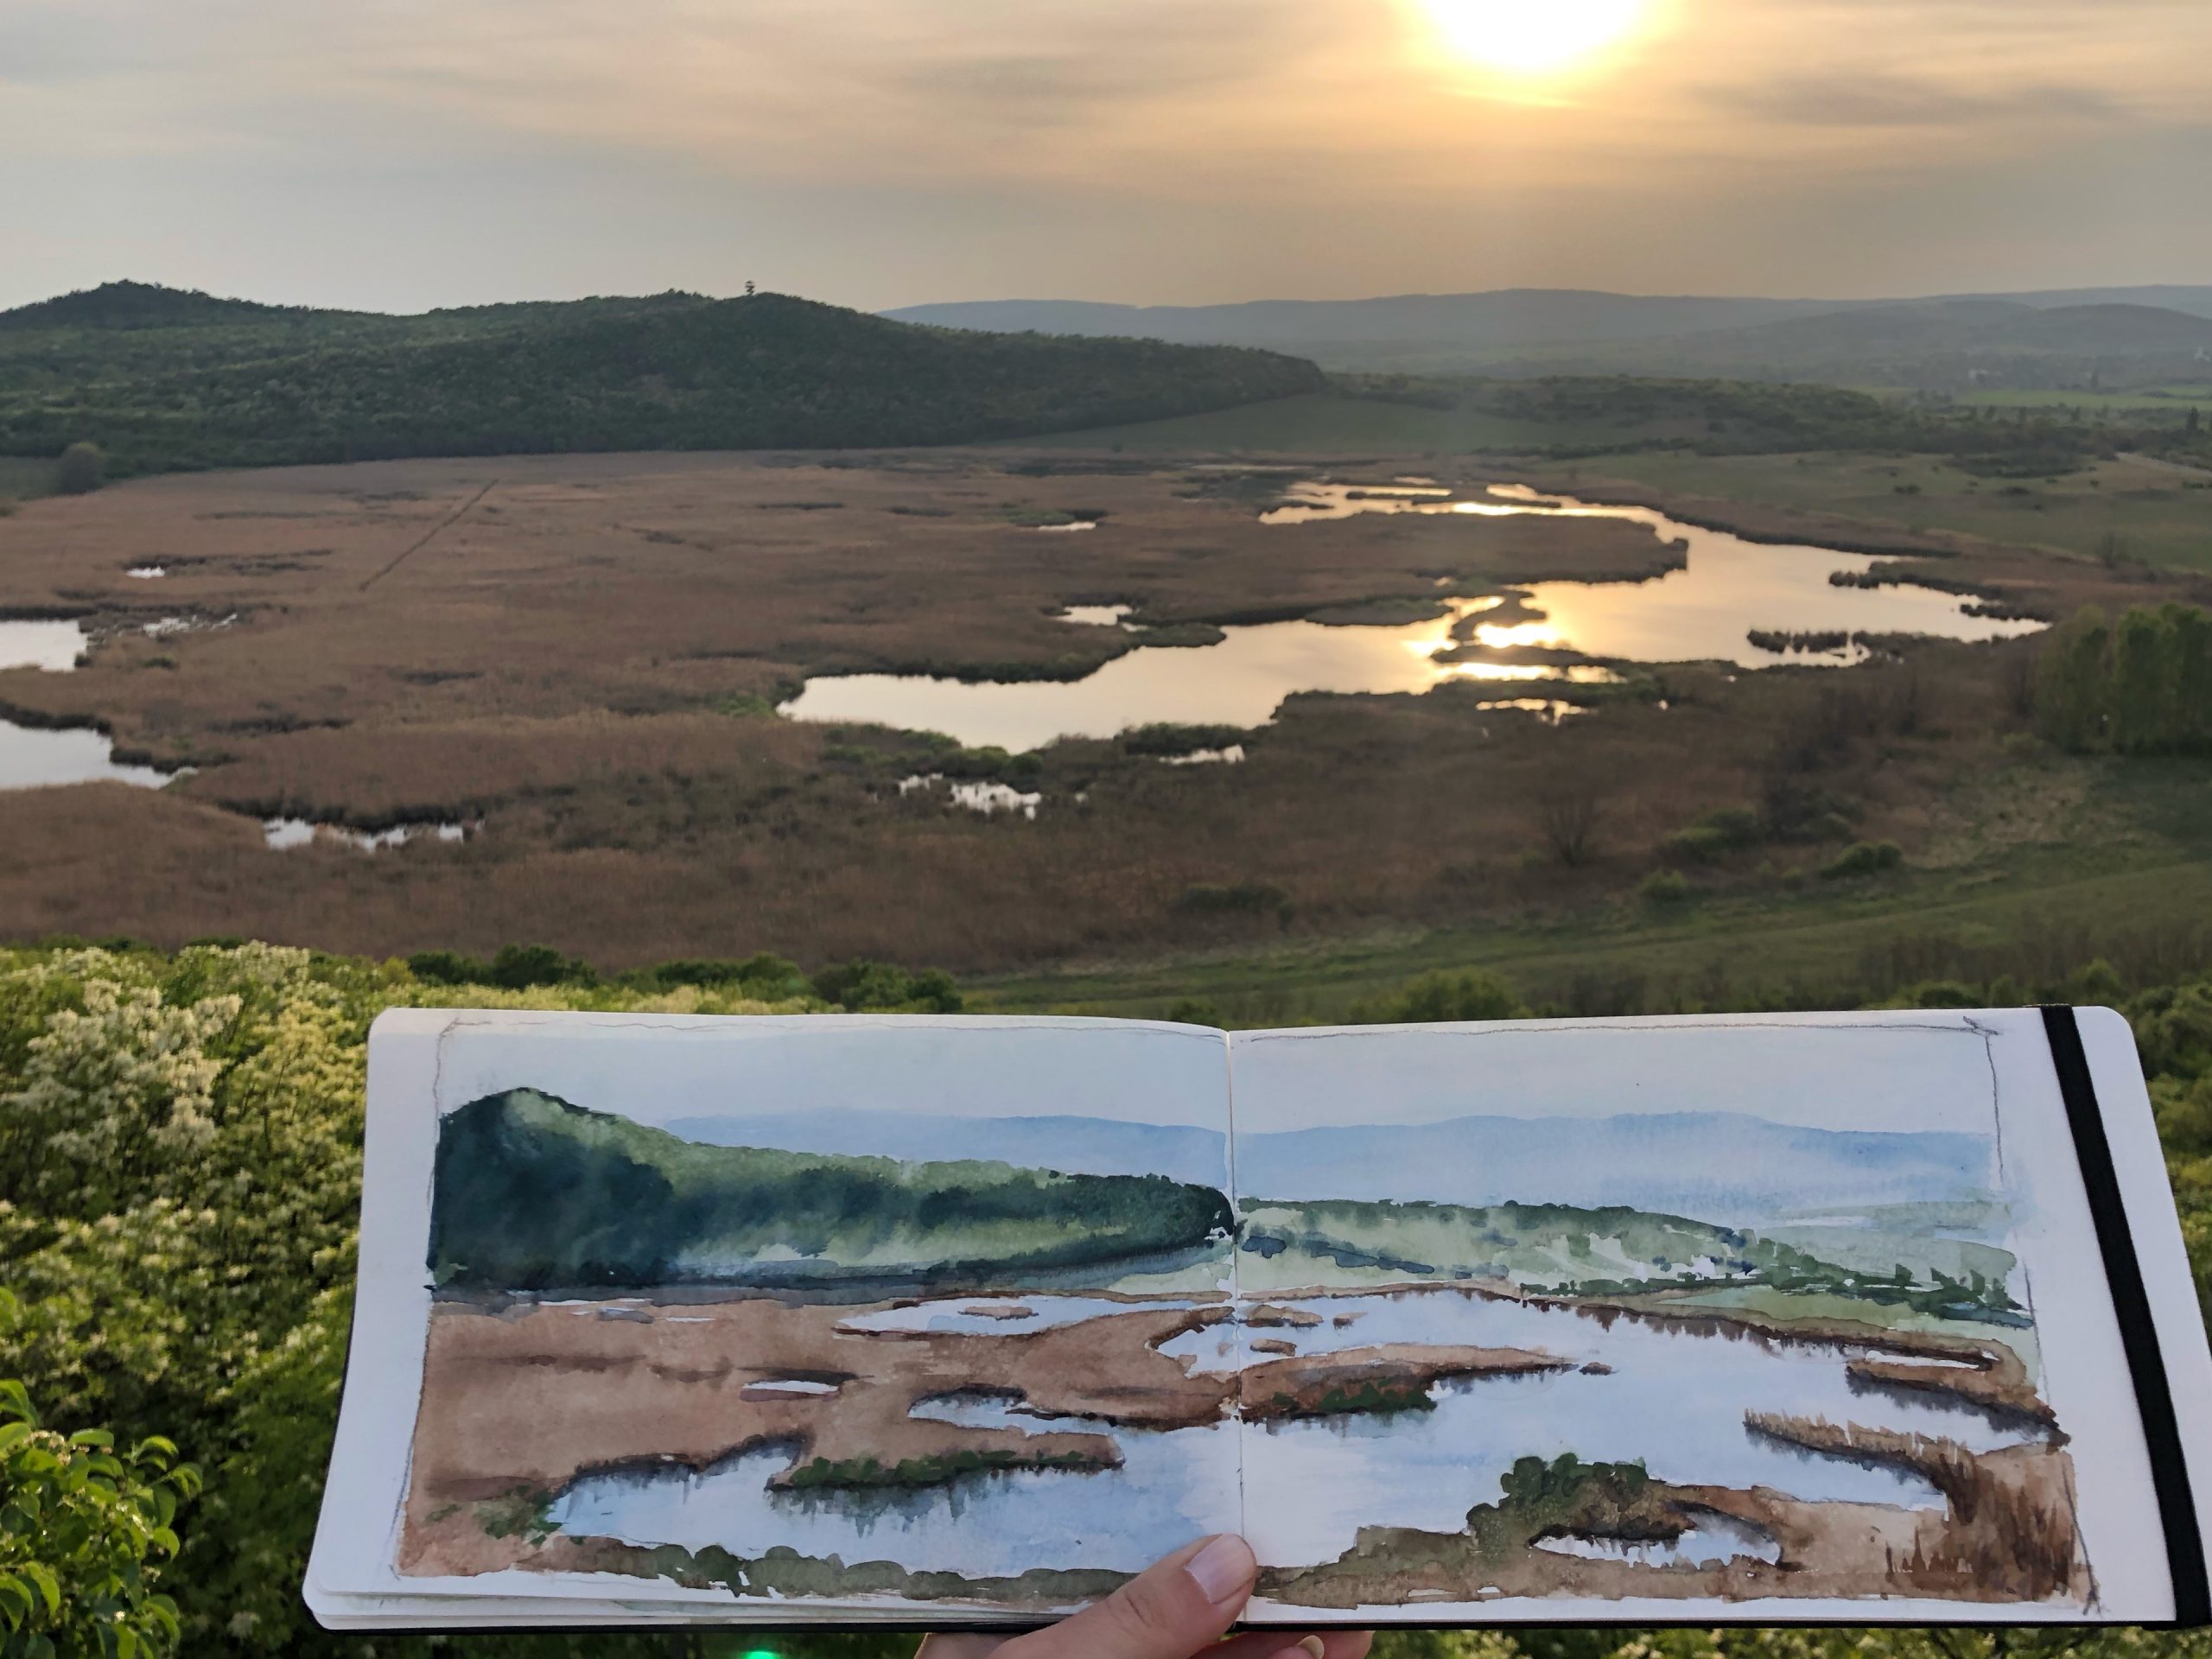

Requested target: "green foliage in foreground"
[
  {"left": 0, "top": 1361, "right": 199, "bottom": 1659},
  {"left": 0, "top": 285, "right": 1325, "bottom": 476},
  {"left": 0, "top": 938, "right": 2207, "bottom": 1656},
  {"left": 429, "top": 1088, "right": 1233, "bottom": 1288}
]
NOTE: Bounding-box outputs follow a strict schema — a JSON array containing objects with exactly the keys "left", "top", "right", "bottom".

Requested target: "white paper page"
[
  {"left": 307, "top": 1009, "right": 1242, "bottom": 1628},
  {"left": 1225, "top": 1008, "right": 2201, "bottom": 1624}
]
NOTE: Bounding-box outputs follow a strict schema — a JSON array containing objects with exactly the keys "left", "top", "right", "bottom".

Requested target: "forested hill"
[
  {"left": 429, "top": 1086, "right": 1236, "bottom": 1290},
  {"left": 0, "top": 283, "right": 1325, "bottom": 474}
]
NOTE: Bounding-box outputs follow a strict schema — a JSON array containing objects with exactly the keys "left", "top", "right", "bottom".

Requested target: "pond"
[
  {"left": 0, "top": 722, "right": 178, "bottom": 791},
  {"left": 0, "top": 619, "right": 89, "bottom": 672},
  {"left": 779, "top": 481, "right": 2041, "bottom": 752},
  {"left": 262, "top": 817, "right": 473, "bottom": 851},
  {"left": 549, "top": 1287, "right": 2044, "bottom": 1579}
]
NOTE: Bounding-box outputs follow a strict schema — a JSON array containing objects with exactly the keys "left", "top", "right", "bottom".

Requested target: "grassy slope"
[
  {"left": 1558, "top": 449, "right": 2212, "bottom": 573},
  {"left": 972, "top": 757, "right": 2212, "bottom": 1021}
]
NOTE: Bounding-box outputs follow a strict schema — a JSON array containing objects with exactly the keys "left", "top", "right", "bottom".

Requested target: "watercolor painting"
[
  {"left": 1228, "top": 1020, "right": 2088, "bottom": 1613},
  {"left": 392, "top": 1018, "right": 1250, "bottom": 1605},
  {"left": 371, "top": 1011, "right": 2110, "bottom": 1617}
]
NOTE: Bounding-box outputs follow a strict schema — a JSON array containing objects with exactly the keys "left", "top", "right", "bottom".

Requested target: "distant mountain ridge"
[
  {"left": 884, "top": 284, "right": 2212, "bottom": 385},
  {"left": 1236, "top": 1110, "right": 1995, "bottom": 1224}
]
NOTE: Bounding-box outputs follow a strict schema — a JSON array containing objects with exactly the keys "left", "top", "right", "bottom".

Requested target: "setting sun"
[{"left": 1420, "top": 0, "right": 1645, "bottom": 75}]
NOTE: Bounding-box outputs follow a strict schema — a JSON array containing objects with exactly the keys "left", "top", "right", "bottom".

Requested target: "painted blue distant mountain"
[
  {"left": 660, "top": 1109, "right": 1230, "bottom": 1190},
  {"left": 1237, "top": 1111, "right": 1994, "bottom": 1224}
]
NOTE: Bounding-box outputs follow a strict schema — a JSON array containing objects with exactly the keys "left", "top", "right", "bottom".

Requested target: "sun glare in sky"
[{"left": 1419, "top": 0, "right": 1647, "bottom": 76}]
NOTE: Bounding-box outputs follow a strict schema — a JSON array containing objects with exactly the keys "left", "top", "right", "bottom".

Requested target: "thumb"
[{"left": 1008, "top": 1534, "right": 1257, "bottom": 1659}]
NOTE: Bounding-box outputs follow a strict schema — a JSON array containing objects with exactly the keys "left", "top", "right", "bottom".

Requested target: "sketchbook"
[{"left": 307, "top": 1007, "right": 2212, "bottom": 1630}]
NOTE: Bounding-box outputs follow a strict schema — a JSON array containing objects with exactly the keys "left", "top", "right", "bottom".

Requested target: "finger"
[
  {"left": 1001, "top": 1533, "right": 1256, "bottom": 1659},
  {"left": 916, "top": 1637, "right": 1014, "bottom": 1659},
  {"left": 1205, "top": 1628, "right": 1373, "bottom": 1659}
]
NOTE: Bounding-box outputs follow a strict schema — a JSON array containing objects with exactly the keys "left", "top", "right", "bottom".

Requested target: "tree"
[
  {"left": 2035, "top": 605, "right": 2111, "bottom": 751},
  {"left": 2168, "top": 602, "right": 2212, "bottom": 753},
  {"left": 52, "top": 444, "right": 104, "bottom": 496},
  {"left": 1533, "top": 779, "right": 1602, "bottom": 868},
  {"left": 2108, "top": 605, "right": 2173, "bottom": 753}
]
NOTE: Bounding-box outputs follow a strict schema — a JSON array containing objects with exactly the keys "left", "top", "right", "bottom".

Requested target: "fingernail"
[
  {"left": 1275, "top": 1638, "right": 1326, "bottom": 1659},
  {"left": 1183, "top": 1533, "right": 1256, "bottom": 1606}
]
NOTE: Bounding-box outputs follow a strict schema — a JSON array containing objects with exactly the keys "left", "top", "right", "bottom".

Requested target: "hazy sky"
[
  {"left": 1233, "top": 1017, "right": 2003, "bottom": 1135},
  {"left": 4, "top": 0, "right": 2207, "bottom": 313},
  {"left": 427, "top": 1014, "right": 1231, "bottom": 1129}
]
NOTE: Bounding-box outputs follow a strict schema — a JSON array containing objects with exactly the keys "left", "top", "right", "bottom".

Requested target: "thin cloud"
[{"left": 1712, "top": 75, "right": 2124, "bottom": 130}]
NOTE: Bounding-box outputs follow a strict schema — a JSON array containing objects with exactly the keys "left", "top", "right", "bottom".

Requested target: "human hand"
[{"left": 913, "top": 1535, "right": 1374, "bottom": 1659}]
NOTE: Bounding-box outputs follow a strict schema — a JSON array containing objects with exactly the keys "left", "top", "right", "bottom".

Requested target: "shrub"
[
  {"left": 0, "top": 1367, "right": 200, "bottom": 1659},
  {"left": 1819, "top": 840, "right": 1904, "bottom": 880},
  {"left": 404, "top": 949, "right": 488, "bottom": 985},
  {"left": 1663, "top": 804, "right": 1764, "bottom": 866},
  {"left": 406, "top": 944, "right": 599, "bottom": 990},
  {"left": 1639, "top": 869, "right": 1692, "bottom": 906},
  {"left": 1662, "top": 826, "right": 1730, "bottom": 865},
  {"left": 488, "top": 943, "right": 595, "bottom": 989},
  {"left": 1122, "top": 723, "right": 1249, "bottom": 758},
  {"left": 640, "top": 953, "right": 809, "bottom": 999},
  {"left": 809, "top": 959, "right": 962, "bottom": 1013},
  {"left": 1348, "top": 969, "right": 1527, "bottom": 1026},
  {"left": 53, "top": 442, "right": 105, "bottom": 496},
  {"left": 1532, "top": 781, "right": 1601, "bottom": 868}
]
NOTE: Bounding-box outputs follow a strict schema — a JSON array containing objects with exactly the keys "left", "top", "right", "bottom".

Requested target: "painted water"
[
  {"left": 1535, "top": 1515, "right": 1782, "bottom": 1569},
  {"left": 550, "top": 1287, "right": 2044, "bottom": 1577},
  {"left": 838, "top": 1296, "right": 1200, "bottom": 1337},
  {"left": 779, "top": 481, "right": 2042, "bottom": 752}
]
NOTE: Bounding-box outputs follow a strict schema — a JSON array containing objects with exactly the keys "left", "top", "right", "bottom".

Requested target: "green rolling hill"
[
  {"left": 0, "top": 282, "right": 1325, "bottom": 475},
  {"left": 429, "top": 1087, "right": 1236, "bottom": 1290}
]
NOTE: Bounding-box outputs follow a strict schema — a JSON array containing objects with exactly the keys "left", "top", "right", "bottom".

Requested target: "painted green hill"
[
  {"left": 429, "top": 1087, "right": 1236, "bottom": 1290},
  {"left": 0, "top": 283, "right": 1325, "bottom": 474},
  {"left": 1237, "top": 1197, "right": 2024, "bottom": 1324}
]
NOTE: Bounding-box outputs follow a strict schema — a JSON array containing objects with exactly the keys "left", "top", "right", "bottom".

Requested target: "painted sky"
[
  {"left": 1230, "top": 1017, "right": 2003, "bottom": 1136},
  {"left": 424, "top": 1013, "right": 1230, "bottom": 1131},
  {"left": 3, "top": 0, "right": 2205, "bottom": 313}
]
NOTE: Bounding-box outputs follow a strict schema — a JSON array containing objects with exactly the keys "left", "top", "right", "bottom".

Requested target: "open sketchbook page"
[
  {"left": 1225, "top": 1009, "right": 2203, "bottom": 1624},
  {"left": 307, "top": 1011, "right": 1241, "bottom": 1624}
]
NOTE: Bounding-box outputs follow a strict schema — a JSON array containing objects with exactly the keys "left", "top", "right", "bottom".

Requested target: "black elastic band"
[{"left": 2041, "top": 1004, "right": 2210, "bottom": 1626}]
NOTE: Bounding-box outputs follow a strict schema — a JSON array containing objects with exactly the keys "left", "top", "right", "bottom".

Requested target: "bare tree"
[
  {"left": 1534, "top": 779, "right": 1602, "bottom": 868},
  {"left": 1998, "top": 639, "right": 2039, "bottom": 722}
]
